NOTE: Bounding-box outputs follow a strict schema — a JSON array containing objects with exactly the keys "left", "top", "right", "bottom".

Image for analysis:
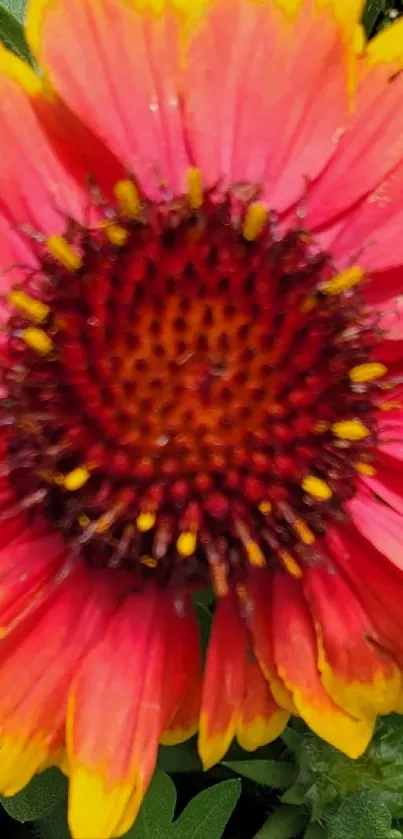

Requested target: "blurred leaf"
[
  {"left": 362, "top": 0, "right": 386, "bottom": 35},
  {"left": 0, "top": 769, "right": 66, "bottom": 823},
  {"left": 195, "top": 601, "right": 213, "bottom": 654},
  {"left": 123, "top": 774, "right": 240, "bottom": 839},
  {"left": 33, "top": 794, "right": 70, "bottom": 839},
  {"left": 172, "top": 778, "right": 241, "bottom": 839},
  {"left": 158, "top": 738, "right": 202, "bottom": 773},
  {"left": 326, "top": 791, "right": 399, "bottom": 839},
  {"left": 124, "top": 769, "right": 176, "bottom": 839},
  {"left": 0, "top": 0, "right": 26, "bottom": 24},
  {"left": 303, "top": 825, "right": 326, "bottom": 839},
  {"left": 281, "top": 716, "right": 403, "bottom": 822},
  {"left": 254, "top": 805, "right": 309, "bottom": 839},
  {"left": 223, "top": 759, "right": 295, "bottom": 790},
  {"left": 192, "top": 587, "right": 214, "bottom": 609},
  {"left": 0, "top": 2, "right": 31, "bottom": 62}
]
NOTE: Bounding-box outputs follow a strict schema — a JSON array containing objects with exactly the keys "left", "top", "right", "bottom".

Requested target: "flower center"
[{"left": 1, "top": 182, "right": 383, "bottom": 592}]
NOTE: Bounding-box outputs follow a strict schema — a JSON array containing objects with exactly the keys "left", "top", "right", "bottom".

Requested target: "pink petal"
[
  {"left": 183, "top": 0, "right": 352, "bottom": 210},
  {"left": 28, "top": 0, "right": 190, "bottom": 201},
  {"left": 347, "top": 489, "right": 403, "bottom": 572},
  {"left": 307, "top": 62, "right": 403, "bottom": 232}
]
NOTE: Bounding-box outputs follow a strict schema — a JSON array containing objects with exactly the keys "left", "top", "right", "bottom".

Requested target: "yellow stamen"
[
  {"left": 105, "top": 223, "right": 128, "bottom": 247},
  {"left": 177, "top": 530, "right": 197, "bottom": 557},
  {"left": 23, "top": 327, "right": 52, "bottom": 355},
  {"left": 279, "top": 550, "right": 302, "bottom": 579},
  {"left": 63, "top": 467, "right": 90, "bottom": 492},
  {"left": 246, "top": 541, "right": 266, "bottom": 568},
  {"left": 321, "top": 266, "right": 364, "bottom": 295},
  {"left": 332, "top": 419, "right": 369, "bottom": 441},
  {"left": 187, "top": 167, "right": 203, "bottom": 210},
  {"left": 46, "top": 236, "right": 82, "bottom": 272},
  {"left": 301, "top": 295, "right": 316, "bottom": 313},
  {"left": 8, "top": 290, "right": 50, "bottom": 323},
  {"left": 243, "top": 202, "right": 268, "bottom": 242},
  {"left": 211, "top": 563, "right": 229, "bottom": 597},
  {"left": 349, "top": 362, "right": 387, "bottom": 384},
  {"left": 114, "top": 179, "right": 140, "bottom": 218},
  {"left": 136, "top": 511, "right": 156, "bottom": 532},
  {"left": 301, "top": 475, "right": 333, "bottom": 501},
  {"left": 95, "top": 510, "right": 118, "bottom": 534},
  {"left": 236, "top": 583, "right": 248, "bottom": 601},
  {"left": 380, "top": 401, "right": 402, "bottom": 412},
  {"left": 19, "top": 417, "right": 39, "bottom": 435},
  {"left": 355, "top": 462, "right": 377, "bottom": 477},
  {"left": 78, "top": 514, "right": 91, "bottom": 528},
  {"left": 140, "top": 555, "right": 158, "bottom": 568},
  {"left": 314, "top": 420, "right": 330, "bottom": 433},
  {"left": 293, "top": 519, "right": 315, "bottom": 545},
  {"left": 259, "top": 500, "right": 272, "bottom": 514}
]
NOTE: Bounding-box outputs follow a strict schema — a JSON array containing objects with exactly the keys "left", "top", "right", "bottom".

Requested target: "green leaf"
[
  {"left": 192, "top": 587, "right": 214, "bottom": 609},
  {"left": 124, "top": 769, "right": 177, "bottom": 839},
  {"left": 0, "top": 1, "right": 31, "bottom": 62},
  {"left": 327, "top": 791, "right": 395, "bottom": 839},
  {"left": 223, "top": 759, "right": 295, "bottom": 790},
  {"left": 158, "top": 738, "right": 202, "bottom": 773},
  {"left": 172, "top": 779, "right": 241, "bottom": 839},
  {"left": 281, "top": 716, "right": 403, "bottom": 822},
  {"left": 303, "top": 825, "right": 326, "bottom": 839},
  {"left": 0, "top": 0, "right": 26, "bottom": 24},
  {"left": 195, "top": 601, "right": 213, "bottom": 654},
  {"left": 362, "top": 0, "right": 386, "bottom": 35},
  {"left": 123, "top": 774, "right": 240, "bottom": 839},
  {"left": 33, "top": 795, "right": 70, "bottom": 839},
  {"left": 254, "top": 806, "right": 309, "bottom": 839},
  {"left": 0, "top": 769, "right": 67, "bottom": 823}
]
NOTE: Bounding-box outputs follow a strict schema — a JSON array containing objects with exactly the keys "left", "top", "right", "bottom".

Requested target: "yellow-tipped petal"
[
  {"left": 0, "top": 40, "right": 42, "bottom": 95},
  {"left": 198, "top": 711, "right": 238, "bottom": 771},
  {"left": 237, "top": 707, "right": 289, "bottom": 752},
  {"left": 68, "top": 766, "right": 141, "bottom": 839},
  {"left": 367, "top": 17, "right": 403, "bottom": 67},
  {"left": 0, "top": 735, "right": 48, "bottom": 796}
]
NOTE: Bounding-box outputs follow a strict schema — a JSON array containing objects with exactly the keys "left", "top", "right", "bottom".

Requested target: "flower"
[{"left": 0, "top": 0, "right": 403, "bottom": 835}]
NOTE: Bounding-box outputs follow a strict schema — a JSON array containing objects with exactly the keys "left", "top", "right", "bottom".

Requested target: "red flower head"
[{"left": 0, "top": 0, "right": 403, "bottom": 835}]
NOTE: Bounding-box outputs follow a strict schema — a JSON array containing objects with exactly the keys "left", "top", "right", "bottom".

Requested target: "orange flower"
[{"left": 0, "top": 1, "right": 403, "bottom": 836}]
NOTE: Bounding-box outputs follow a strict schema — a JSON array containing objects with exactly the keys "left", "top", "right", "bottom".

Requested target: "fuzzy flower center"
[{"left": 1, "top": 182, "right": 383, "bottom": 592}]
